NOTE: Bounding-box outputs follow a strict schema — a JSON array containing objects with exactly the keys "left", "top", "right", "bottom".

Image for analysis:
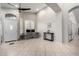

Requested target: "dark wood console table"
[{"left": 44, "top": 32, "right": 54, "bottom": 41}]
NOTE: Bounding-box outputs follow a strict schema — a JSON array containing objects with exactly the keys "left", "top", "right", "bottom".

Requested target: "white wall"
[
  {"left": 37, "top": 7, "right": 62, "bottom": 43},
  {"left": 0, "top": 15, "right": 2, "bottom": 44},
  {"left": 0, "top": 4, "right": 2, "bottom": 44},
  {"left": 20, "top": 13, "right": 23, "bottom": 35}
]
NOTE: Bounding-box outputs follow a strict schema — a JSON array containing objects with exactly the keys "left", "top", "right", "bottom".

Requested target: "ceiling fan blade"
[{"left": 18, "top": 8, "right": 31, "bottom": 10}]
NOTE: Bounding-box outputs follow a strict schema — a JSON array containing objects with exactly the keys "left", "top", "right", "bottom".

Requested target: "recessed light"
[
  {"left": 15, "top": 5, "right": 18, "bottom": 7},
  {"left": 36, "top": 9, "right": 39, "bottom": 11}
]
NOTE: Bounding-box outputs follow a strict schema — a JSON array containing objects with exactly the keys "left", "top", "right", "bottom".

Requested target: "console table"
[{"left": 44, "top": 32, "right": 54, "bottom": 41}]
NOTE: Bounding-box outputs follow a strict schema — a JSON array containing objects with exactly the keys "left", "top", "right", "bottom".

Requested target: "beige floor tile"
[{"left": 0, "top": 38, "right": 79, "bottom": 56}]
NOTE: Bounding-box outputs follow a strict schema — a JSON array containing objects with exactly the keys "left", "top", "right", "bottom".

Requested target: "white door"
[{"left": 4, "top": 18, "right": 17, "bottom": 41}]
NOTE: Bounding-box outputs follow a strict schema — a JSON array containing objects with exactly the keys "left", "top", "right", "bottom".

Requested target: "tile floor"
[{"left": 0, "top": 37, "right": 79, "bottom": 56}]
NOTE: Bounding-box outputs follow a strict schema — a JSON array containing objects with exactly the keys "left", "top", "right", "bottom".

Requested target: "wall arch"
[{"left": 68, "top": 5, "right": 79, "bottom": 13}]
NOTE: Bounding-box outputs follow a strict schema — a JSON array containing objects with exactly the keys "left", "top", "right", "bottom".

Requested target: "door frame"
[{"left": 0, "top": 15, "right": 4, "bottom": 44}]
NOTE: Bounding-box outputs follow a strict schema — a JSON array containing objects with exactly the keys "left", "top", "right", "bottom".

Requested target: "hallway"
[
  {"left": 0, "top": 38, "right": 79, "bottom": 56},
  {"left": 0, "top": 3, "right": 79, "bottom": 56}
]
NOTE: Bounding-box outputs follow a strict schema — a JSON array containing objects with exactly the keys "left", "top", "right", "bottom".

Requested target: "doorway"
[
  {"left": 68, "top": 12, "right": 77, "bottom": 42},
  {"left": 4, "top": 14, "right": 18, "bottom": 42}
]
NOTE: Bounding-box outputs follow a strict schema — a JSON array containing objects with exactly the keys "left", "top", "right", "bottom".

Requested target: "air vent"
[{"left": 5, "top": 13, "right": 16, "bottom": 17}]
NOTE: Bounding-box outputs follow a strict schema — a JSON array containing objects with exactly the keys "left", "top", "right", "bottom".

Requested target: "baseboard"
[{"left": 5, "top": 40, "right": 17, "bottom": 43}]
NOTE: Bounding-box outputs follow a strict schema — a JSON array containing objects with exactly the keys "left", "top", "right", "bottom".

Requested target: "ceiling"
[
  {"left": 1, "top": 3, "right": 47, "bottom": 13},
  {"left": 46, "top": 3, "right": 61, "bottom": 13}
]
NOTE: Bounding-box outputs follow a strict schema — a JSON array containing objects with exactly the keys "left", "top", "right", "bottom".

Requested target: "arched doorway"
[{"left": 68, "top": 6, "right": 79, "bottom": 42}]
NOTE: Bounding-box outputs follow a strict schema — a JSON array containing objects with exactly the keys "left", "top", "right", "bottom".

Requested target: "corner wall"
[{"left": 37, "top": 7, "right": 62, "bottom": 43}]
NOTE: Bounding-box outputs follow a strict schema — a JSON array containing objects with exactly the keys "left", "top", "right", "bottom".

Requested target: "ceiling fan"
[
  {"left": 8, "top": 3, "right": 31, "bottom": 12},
  {"left": 18, "top": 3, "right": 31, "bottom": 11}
]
